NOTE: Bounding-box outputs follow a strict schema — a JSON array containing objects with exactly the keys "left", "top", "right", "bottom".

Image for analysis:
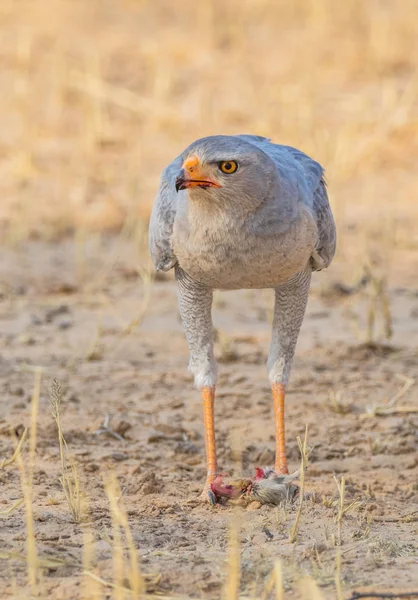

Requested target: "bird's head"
[{"left": 175, "top": 135, "right": 275, "bottom": 210}]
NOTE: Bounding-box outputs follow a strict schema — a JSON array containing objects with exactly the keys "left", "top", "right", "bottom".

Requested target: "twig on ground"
[
  {"left": 94, "top": 415, "right": 125, "bottom": 442},
  {"left": 370, "top": 510, "right": 418, "bottom": 523},
  {"left": 365, "top": 375, "right": 415, "bottom": 416},
  {"left": 350, "top": 592, "right": 418, "bottom": 599}
]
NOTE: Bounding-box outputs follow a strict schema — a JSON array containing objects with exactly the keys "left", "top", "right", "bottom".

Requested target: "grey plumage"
[
  {"left": 149, "top": 134, "right": 335, "bottom": 389},
  {"left": 252, "top": 471, "right": 300, "bottom": 505},
  {"left": 150, "top": 135, "right": 335, "bottom": 280}
]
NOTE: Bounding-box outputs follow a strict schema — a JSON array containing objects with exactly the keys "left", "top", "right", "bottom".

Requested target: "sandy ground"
[{"left": 0, "top": 238, "right": 417, "bottom": 599}]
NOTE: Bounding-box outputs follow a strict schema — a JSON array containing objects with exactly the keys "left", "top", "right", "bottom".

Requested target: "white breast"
[{"left": 173, "top": 206, "right": 317, "bottom": 290}]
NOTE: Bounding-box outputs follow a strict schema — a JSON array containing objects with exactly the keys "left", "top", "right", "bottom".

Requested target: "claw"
[{"left": 207, "top": 489, "right": 217, "bottom": 505}]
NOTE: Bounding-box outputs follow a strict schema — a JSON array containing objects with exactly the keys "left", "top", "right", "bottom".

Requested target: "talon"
[{"left": 207, "top": 489, "right": 217, "bottom": 505}]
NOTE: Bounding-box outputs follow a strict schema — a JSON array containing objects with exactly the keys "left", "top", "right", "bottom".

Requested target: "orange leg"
[
  {"left": 272, "top": 383, "right": 289, "bottom": 474},
  {"left": 201, "top": 386, "right": 217, "bottom": 497}
]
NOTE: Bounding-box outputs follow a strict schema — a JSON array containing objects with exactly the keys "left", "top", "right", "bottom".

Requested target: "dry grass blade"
[
  {"left": 328, "top": 390, "right": 354, "bottom": 415},
  {"left": 274, "top": 560, "right": 284, "bottom": 600},
  {"left": 335, "top": 549, "right": 344, "bottom": 600},
  {"left": 289, "top": 425, "right": 309, "bottom": 543},
  {"left": 29, "top": 369, "right": 41, "bottom": 485},
  {"left": 104, "top": 472, "right": 146, "bottom": 599},
  {"left": 261, "top": 569, "right": 275, "bottom": 600},
  {"left": 13, "top": 369, "right": 43, "bottom": 595},
  {"left": 335, "top": 476, "right": 345, "bottom": 546},
  {"left": 83, "top": 571, "right": 193, "bottom": 600},
  {"left": 223, "top": 520, "right": 240, "bottom": 600},
  {"left": 298, "top": 576, "right": 326, "bottom": 600},
  {"left": 0, "top": 427, "right": 27, "bottom": 468},
  {"left": 83, "top": 571, "right": 132, "bottom": 596},
  {"left": 0, "top": 550, "right": 69, "bottom": 569},
  {"left": 334, "top": 475, "right": 361, "bottom": 546},
  {"left": 82, "top": 524, "right": 102, "bottom": 600},
  {"left": 49, "top": 379, "right": 85, "bottom": 523},
  {"left": 388, "top": 375, "right": 415, "bottom": 407},
  {"left": 366, "top": 374, "right": 415, "bottom": 416},
  {"left": 0, "top": 498, "right": 24, "bottom": 517}
]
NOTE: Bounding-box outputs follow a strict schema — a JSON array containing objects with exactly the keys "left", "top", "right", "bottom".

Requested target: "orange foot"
[{"left": 275, "top": 466, "right": 289, "bottom": 475}]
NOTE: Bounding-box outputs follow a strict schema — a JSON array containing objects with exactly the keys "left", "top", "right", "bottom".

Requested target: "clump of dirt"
[{"left": 134, "top": 470, "right": 162, "bottom": 495}]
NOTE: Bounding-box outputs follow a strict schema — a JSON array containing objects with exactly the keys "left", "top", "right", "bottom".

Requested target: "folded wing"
[{"left": 148, "top": 158, "right": 181, "bottom": 272}]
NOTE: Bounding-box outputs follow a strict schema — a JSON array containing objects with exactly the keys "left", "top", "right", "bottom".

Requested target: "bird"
[
  {"left": 208, "top": 468, "right": 300, "bottom": 506},
  {"left": 149, "top": 134, "right": 336, "bottom": 502}
]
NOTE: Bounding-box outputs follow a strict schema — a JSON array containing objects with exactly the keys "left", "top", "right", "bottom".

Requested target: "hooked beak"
[{"left": 175, "top": 155, "right": 221, "bottom": 193}]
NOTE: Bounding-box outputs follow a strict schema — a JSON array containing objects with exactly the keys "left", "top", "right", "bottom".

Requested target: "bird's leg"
[
  {"left": 272, "top": 382, "right": 288, "bottom": 474},
  {"left": 175, "top": 267, "right": 218, "bottom": 501},
  {"left": 268, "top": 268, "right": 311, "bottom": 476},
  {"left": 202, "top": 386, "right": 217, "bottom": 493}
]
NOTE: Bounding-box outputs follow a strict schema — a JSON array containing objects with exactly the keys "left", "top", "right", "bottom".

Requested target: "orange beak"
[{"left": 175, "top": 155, "right": 221, "bottom": 192}]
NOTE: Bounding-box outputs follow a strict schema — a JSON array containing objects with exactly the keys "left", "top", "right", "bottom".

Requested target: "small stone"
[
  {"left": 105, "top": 452, "right": 128, "bottom": 461},
  {"left": 45, "top": 305, "right": 70, "bottom": 323},
  {"left": 9, "top": 386, "right": 25, "bottom": 397},
  {"left": 85, "top": 463, "right": 100, "bottom": 473},
  {"left": 115, "top": 420, "right": 132, "bottom": 437},
  {"left": 57, "top": 318, "right": 72, "bottom": 329}
]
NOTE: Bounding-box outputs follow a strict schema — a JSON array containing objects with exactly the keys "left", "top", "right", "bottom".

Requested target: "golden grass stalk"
[
  {"left": 298, "top": 576, "right": 326, "bottom": 600},
  {"left": 274, "top": 560, "right": 284, "bottom": 600},
  {"left": 0, "top": 498, "right": 24, "bottom": 517},
  {"left": 289, "top": 425, "right": 309, "bottom": 543},
  {"left": 14, "top": 369, "right": 42, "bottom": 595},
  {"left": 335, "top": 549, "right": 344, "bottom": 600},
  {"left": 0, "top": 427, "right": 27, "bottom": 468},
  {"left": 262, "top": 559, "right": 285, "bottom": 600},
  {"left": 82, "top": 526, "right": 103, "bottom": 600},
  {"left": 8, "top": 563, "right": 19, "bottom": 600},
  {"left": 0, "top": 550, "right": 68, "bottom": 569},
  {"left": 328, "top": 390, "right": 353, "bottom": 415},
  {"left": 49, "top": 379, "right": 85, "bottom": 523},
  {"left": 333, "top": 475, "right": 360, "bottom": 546},
  {"left": 362, "top": 264, "right": 393, "bottom": 343},
  {"left": 222, "top": 520, "right": 240, "bottom": 600},
  {"left": 335, "top": 476, "right": 345, "bottom": 547},
  {"left": 104, "top": 472, "right": 145, "bottom": 599}
]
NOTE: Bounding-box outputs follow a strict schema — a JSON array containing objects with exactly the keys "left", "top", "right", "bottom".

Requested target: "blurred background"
[{"left": 0, "top": 0, "right": 417, "bottom": 278}]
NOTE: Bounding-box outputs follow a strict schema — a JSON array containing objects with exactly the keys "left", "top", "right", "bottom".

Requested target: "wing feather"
[
  {"left": 279, "top": 145, "right": 336, "bottom": 270},
  {"left": 310, "top": 179, "right": 336, "bottom": 270},
  {"left": 148, "top": 158, "right": 181, "bottom": 272}
]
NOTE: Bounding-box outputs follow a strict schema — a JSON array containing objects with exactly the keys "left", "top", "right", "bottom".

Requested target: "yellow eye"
[{"left": 219, "top": 161, "right": 238, "bottom": 174}]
